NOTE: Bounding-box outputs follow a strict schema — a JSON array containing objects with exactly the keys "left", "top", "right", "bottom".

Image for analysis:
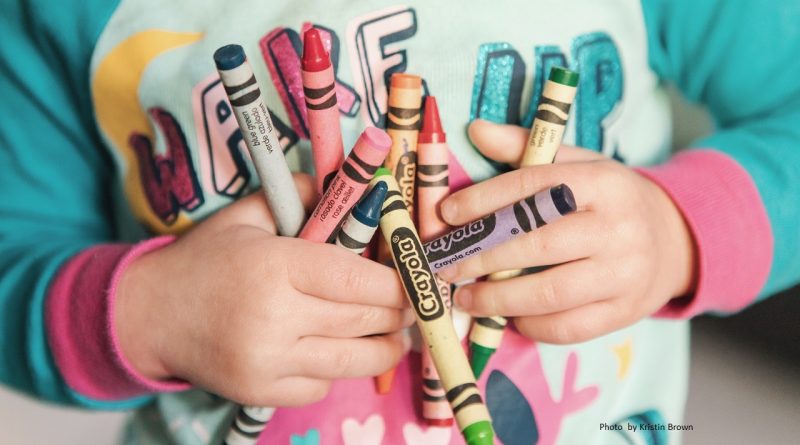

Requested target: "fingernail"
[
  {"left": 440, "top": 199, "right": 457, "bottom": 225},
  {"left": 454, "top": 288, "right": 472, "bottom": 310}
]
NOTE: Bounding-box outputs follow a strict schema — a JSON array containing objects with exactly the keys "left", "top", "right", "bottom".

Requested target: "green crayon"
[{"left": 471, "top": 66, "right": 579, "bottom": 378}]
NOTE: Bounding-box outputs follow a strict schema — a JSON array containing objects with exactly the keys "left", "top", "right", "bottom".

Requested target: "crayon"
[
  {"left": 423, "top": 184, "right": 577, "bottom": 273},
  {"left": 416, "top": 96, "right": 454, "bottom": 426},
  {"left": 299, "top": 127, "right": 392, "bottom": 243},
  {"left": 374, "top": 73, "right": 422, "bottom": 394},
  {"left": 468, "top": 315, "right": 509, "bottom": 378},
  {"left": 385, "top": 73, "right": 423, "bottom": 220},
  {"left": 470, "top": 67, "right": 579, "bottom": 378},
  {"left": 519, "top": 67, "right": 579, "bottom": 166},
  {"left": 335, "top": 181, "right": 388, "bottom": 255},
  {"left": 302, "top": 28, "right": 345, "bottom": 194},
  {"left": 214, "top": 44, "right": 306, "bottom": 237},
  {"left": 379, "top": 175, "right": 495, "bottom": 445},
  {"left": 223, "top": 406, "right": 275, "bottom": 445}
]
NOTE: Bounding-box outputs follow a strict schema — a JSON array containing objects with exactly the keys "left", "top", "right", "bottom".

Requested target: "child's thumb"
[
  {"left": 467, "top": 119, "right": 528, "bottom": 165},
  {"left": 468, "top": 119, "right": 605, "bottom": 166}
]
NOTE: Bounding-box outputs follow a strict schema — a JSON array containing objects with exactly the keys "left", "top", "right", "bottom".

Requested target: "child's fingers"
[
  {"left": 440, "top": 162, "right": 599, "bottom": 226},
  {"left": 294, "top": 332, "right": 407, "bottom": 379},
  {"left": 437, "top": 211, "right": 603, "bottom": 282},
  {"left": 206, "top": 173, "right": 316, "bottom": 233},
  {"left": 287, "top": 240, "right": 407, "bottom": 309},
  {"left": 249, "top": 376, "right": 332, "bottom": 407},
  {"left": 513, "top": 298, "right": 632, "bottom": 344},
  {"left": 452, "top": 259, "right": 612, "bottom": 317},
  {"left": 554, "top": 145, "right": 607, "bottom": 163},
  {"left": 306, "top": 300, "right": 414, "bottom": 338},
  {"left": 293, "top": 172, "right": 319, "bottom": 213},
  {"left": 467, "top": 119, "right": 528, "bottom": 165},
  {"left": 468, "top": 119, "right": 605, "bottom": 165}
]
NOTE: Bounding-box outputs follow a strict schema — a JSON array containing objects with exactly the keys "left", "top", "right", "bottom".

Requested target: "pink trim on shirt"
[
  {"left": 637, "top": 149, "right": 773, "bottom": 318},
  {"left": 46, "top": 236, "right": 190, "bottom": 401}
]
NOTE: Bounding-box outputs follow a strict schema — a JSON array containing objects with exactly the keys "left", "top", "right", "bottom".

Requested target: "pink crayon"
[
  {"left": 299, "top": 127, "right": 392, "bottom": 243},
  {"left": 302, "top": 28, "right": 345, "bottom": 194}
]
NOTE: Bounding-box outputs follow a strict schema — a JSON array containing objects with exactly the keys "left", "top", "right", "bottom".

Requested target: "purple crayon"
[{"left": 423, "top": 185, "right": 576, "bottom": 272}]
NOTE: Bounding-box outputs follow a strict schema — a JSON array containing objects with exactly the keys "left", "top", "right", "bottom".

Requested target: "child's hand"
[
  {"left": 115, "top": 173, "right": 413, "bottom": 406},
  {"left": 437, "top": 120, "right": 696, "bottom": 344}
]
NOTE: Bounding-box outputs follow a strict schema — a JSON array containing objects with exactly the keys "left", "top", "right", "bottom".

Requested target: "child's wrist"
[
  {"left": 113, "top": 237, "right": 176, "bottom": 382},
  {"left": 642, "top": 174, "right": 698, "bottom": 299}
]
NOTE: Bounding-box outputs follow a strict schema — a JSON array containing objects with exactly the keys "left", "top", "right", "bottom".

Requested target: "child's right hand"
[{"left": 115, "top": 174, "right": 413, "bottom": 407}]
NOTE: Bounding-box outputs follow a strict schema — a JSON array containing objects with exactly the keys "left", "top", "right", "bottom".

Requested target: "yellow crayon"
[{"left": 379, "top": 175, "right": 494, "bottom": 445}]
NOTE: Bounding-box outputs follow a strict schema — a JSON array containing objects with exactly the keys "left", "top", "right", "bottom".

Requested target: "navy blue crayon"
[{"left": 335, "top": 182, "right": 388, "bottom": 255}]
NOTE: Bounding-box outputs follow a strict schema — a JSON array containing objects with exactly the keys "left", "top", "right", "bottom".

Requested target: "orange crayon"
[{"left": 375, "top": 73, "right": 423, "bottom": 394}]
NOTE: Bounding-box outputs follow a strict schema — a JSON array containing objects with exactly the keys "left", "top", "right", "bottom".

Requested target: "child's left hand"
[{"left": 436, "top": 119, "right": 697, "bottom": 344}]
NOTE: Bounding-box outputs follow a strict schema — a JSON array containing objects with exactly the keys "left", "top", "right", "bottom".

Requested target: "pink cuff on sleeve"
[
  {"left": 637, "top": 149, "right": 773, "bottom": 319},
  {"left": 46, "top": 236, "right": 190, "bottom": 401}
]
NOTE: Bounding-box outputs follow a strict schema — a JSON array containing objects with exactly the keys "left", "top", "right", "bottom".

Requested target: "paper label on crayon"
[
  {"left": 390, "top": 227, "right": 445, "bottom": 321},
  {"left": 316, "top": 179, "right": 356, "bottom": 223},
  {"left": 240, "top": 102, "right": 277, "bottom": 155},
  {"left": 394, "top": 151, "right": 417, "bottom": 210},
  {"left": 424, "top": 215, "right": 496, "bottom": 262},
  {"left": 523, "top": 123, "right": 564, "bottom": 165}
]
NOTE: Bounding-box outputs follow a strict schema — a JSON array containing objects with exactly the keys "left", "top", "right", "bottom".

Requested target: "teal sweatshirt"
[{"left": 1, "top": 0, "right": 799, "bottom": 443}]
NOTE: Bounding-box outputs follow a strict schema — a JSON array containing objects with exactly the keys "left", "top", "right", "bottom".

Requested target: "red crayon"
[
  {"left": 299, "top": 127, "right": 392, "bottom": 243},
  {"left": 302, "top": 28, "right": 345, "bottom": 194},
  {"left": 417, "top": 96, "right": 455, "bottom": 426}
]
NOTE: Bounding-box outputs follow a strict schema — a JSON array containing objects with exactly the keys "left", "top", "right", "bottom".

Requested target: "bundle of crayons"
[{"left": 213, "top": 27, "right": 579, "bottom": 445}]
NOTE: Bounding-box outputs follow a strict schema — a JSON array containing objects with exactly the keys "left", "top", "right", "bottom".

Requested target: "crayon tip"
[
  {"left": 419, "top": 96, "right": 446, "bottom": 144},
  {"left": 463, "top": 421, "right": 495, "bottom": 445},
  {"left": 374, "top": 167, "right": 392, "bottom": 178},
  {"left": 360, "top": 127, "right": 392, "bottom": 152},
  {"left": 352, "top": 182, "right": 387, "bottom": 227},
  {"left": 375, "top": 368, "right": 396, "bottom": 394},
  {"left": 470, "top": 343, "right": 495, "bottom": 379},
  {"left": 302, "top": 28, "right": 331, "bottom": 72},
  {"left": 425, "top": 418, "right": 455, "bottom": 427},
  {"left": 550, "top": 184, "right": 576, "bottom": 215},
  {"left": 548, "top": 66, "right": 579, "bottom": 87},
  {"left": 390, "top": 72, "right": 422, "bottom": 89},
  {"left": 213, "top": 44, "right": 246, "bottom": 70}
]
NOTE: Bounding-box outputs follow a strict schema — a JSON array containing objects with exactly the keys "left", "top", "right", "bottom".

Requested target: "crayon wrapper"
[
  {"left": 424, "top": 205, "right": 519, "bottom": 272},
  {"left": 386, "top": 145, "right": 417, "bottom": 215},
  {"left": 386, "top": 86, "right": 421, "bottom": 217},
  {"left": 469, "top": 321, "right": 504, "bottom": 346},
  {"left": 521, "top": 79, "right": 576, "bottom": 167},
  {"left": 384, "top": 223, "right": 491, "bottom": 432}
]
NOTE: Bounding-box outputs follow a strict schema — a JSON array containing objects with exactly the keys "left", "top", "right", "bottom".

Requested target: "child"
[{"left": 1, "top": 0, "right": 799, "bottom": 444}]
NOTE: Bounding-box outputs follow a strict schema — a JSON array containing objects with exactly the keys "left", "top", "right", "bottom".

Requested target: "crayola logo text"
[
  {"left": 391, "top": 227, "right": 444, "bottom": 321},
  {"left": 424, "top": 214, "right": 496, "bottom": 261}
]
